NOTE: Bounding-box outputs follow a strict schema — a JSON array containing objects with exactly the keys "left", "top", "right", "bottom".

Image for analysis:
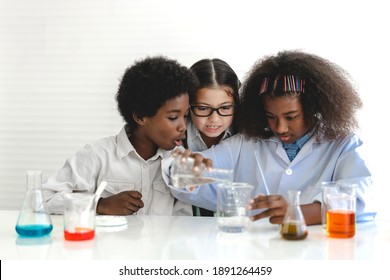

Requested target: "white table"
[{"left": 1, "top": 210, "right": 389, "bottom": 260}]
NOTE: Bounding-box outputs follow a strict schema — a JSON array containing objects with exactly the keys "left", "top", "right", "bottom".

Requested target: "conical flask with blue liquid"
[{"left": 15, "top": 170, "right": 53, "bottom": 237}]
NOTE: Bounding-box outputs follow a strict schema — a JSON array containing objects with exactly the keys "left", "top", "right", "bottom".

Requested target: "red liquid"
[
  {"left": 64, "top": 227, "right": 95, "bottom": 241},
  {"left": 326, "top": 210, "right": 355, "bottom": 238}
]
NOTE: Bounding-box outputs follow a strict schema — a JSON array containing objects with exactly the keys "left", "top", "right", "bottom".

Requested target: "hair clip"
[
  {"left": 284, "top": 75, "right": 305, "bottom": 93},
  {"left": 259, "top": 75, "right": 305, "bottom": 95},
  {"left": 259, "top": 77, "right": 269, "bottom": 95}
]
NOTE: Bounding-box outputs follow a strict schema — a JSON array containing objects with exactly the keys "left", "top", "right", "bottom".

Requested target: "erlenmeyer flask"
[
  {"left": 15, "top": 170, "right": 53, "bottom": 237},
  {"left": 280, "top": 190, "right": 308, "bottom": 240}
]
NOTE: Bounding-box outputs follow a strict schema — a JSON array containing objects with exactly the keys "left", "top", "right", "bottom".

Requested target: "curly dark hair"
[
  {"left": 238, "top": 50, "right": 362, "bottom": 140},
  {"left": 116, "top": 56, "right": 199, "bottom": 131}
]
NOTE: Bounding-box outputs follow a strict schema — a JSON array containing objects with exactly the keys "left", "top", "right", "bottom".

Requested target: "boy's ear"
[{"left": 132, "top": 113, "right": 146, "bottom": 125}]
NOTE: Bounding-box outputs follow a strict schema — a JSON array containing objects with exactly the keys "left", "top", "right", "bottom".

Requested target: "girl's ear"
[{"left": 133, "top": 113, "right": 146, "bottom": 125}]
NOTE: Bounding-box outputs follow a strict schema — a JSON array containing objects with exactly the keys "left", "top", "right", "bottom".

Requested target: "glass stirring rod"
[{"left": 254, "top": 150, "right": 270, "bottom": 195}]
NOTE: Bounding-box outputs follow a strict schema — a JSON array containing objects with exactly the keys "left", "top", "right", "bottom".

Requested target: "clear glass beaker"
[
  {"left": 322, "top": 182, "right": 356, "bottom": 238},
  {"left": 170, "top": 156, "right": 233, "bottom": 189},
  {"left": 217, "top": 182, "right": 254, "bottom": 233},
  {"left": 15, "top": 170, "right": 53, "bottom": 238},
  {"left": 63, "top": 193, "right": 96, "bottom": 241},
  {"left": 280, "top": 190, "right": 308, "bottom": 240}
]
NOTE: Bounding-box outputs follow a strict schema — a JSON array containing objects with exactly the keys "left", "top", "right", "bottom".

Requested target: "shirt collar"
[
  {"left": 116, "top": 125, "right": 173, "bottom": 160},
  {"left": 281, "top": 132, "right": 312, "bottom": 150},
  {"left": 117, "top": 125, "right": 134, "bottom": 158},
  {"left": 186, "top": 120, "right": 234, "bottom": 150}
]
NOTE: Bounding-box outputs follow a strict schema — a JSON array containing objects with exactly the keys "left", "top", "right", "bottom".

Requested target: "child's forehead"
[
  {"left": 194, "top": 87, "right": 235, "bottom": 99},
  {"left": 158, "top": 94, "right": 189, "bottom": 112},
  {"left": 264, "top": 95, "right": 302, "bottom": 112}
]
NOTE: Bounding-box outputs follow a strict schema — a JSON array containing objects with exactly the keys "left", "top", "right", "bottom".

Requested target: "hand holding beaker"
[{"left": 170, "top": 155, "right": 233, "bottom": 190}]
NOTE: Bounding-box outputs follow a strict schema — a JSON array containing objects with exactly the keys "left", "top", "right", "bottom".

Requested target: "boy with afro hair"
[{"left": 43, "top": 56, "right": 198, "bottom": 216}]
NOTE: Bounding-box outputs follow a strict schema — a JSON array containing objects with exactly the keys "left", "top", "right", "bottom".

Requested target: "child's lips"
[
  {"left": 278, "top": 134, "right": 291, "bottom": 142},
  {"left": 174, "top": 134, "right": 186, "bottom": 146},
  {"left": 205, "top": 125, "right": 221, "bottom": 132},
  {"left": 174, "top": 140, "right": 183, "bottom": 146}
]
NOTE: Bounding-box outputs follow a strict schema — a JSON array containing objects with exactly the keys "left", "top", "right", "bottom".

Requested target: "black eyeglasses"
[{"left": 190, "top": 105, "right": 236, "bottom": 117}]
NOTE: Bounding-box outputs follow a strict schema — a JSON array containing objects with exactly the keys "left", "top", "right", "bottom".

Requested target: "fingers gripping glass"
[{"left": 190, "top": 105, "right": 236, "bottom": 117}]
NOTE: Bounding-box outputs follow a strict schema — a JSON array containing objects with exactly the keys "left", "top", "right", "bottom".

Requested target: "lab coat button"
[{"left": 285, "top": 168, "right": 293, "bottom": 175}]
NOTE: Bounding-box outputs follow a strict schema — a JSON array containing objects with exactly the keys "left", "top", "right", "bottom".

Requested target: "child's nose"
[
  {"left": 208, "top": 110, "right": 221, "bottom": 120},
  {"left": 178, "top": 118, "right": 186, "bottom": 132},
  {"left": 275, "top": 119, "right": 288, "bottom": 133}
]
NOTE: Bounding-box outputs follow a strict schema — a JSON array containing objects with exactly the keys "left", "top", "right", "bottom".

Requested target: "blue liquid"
[{"left": 15, "top": 224, "right": 53, "bottom": 237}]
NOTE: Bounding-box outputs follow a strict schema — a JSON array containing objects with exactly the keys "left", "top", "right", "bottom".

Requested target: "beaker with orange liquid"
[{"left": 323, "top": 183, "right": 357, "bottom": 238}]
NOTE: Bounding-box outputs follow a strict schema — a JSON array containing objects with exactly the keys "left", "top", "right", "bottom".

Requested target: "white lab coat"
[{"left": 165, "top": 132, "right": 373, "bottom": 220}]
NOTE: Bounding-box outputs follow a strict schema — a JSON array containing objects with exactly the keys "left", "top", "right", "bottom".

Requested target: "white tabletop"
[{"left": 1, "top": 210, "right": 389, "bottom": 260}]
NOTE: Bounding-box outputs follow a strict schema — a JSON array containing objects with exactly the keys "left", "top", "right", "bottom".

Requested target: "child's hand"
[
  {"left": 172, "top": 148, "right": 213, "bottom": 171},
  {"left": 248, "top": 194, "right": 288, "bottom": 224},
  {"left": 96, "top": 191, "right": 144, "bottom": 215}
]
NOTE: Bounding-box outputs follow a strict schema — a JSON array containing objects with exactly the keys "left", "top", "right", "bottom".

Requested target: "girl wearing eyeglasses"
[
  {"left": 186, "top": 58, "right": 241, "bottom": 151},
  {"left": 169, "top": 51, "right": 374, "bottom": 225},
  {"left": 185, "top": 58, "right": 241, "bottom": 216}
]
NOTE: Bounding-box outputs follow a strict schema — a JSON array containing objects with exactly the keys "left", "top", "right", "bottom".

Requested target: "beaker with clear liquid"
[
  {"left": 15, "top": 170, "right": 53, "bottom": 237},
  {"left": 170, "top": 156, "right": 233, "bottom": 189},
  {"left": 280, "top": 190, "right": 308, "bottom": 240},
  {"left": 217, "top": 182, "right": 254, "bottom": 233}
]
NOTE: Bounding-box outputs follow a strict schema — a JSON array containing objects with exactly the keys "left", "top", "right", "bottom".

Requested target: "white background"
[{"left": 0, "top": 0, "right": 388, "bottom": 216}]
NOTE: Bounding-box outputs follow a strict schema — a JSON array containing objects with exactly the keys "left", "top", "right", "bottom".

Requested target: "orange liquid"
[
  {"left": 64, "top": 227, "right": 95, "bottom": 241},
  {"left": 326, "top": 210, "right": 355, "bottom": 238}
]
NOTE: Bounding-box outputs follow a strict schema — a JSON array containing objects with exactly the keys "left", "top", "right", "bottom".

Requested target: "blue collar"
[
  {"left": 282, "top": 132, "right": 312, "bottom": 161},
  {"left": 282, "top": 132, "right": 312, "bottom": 150}
]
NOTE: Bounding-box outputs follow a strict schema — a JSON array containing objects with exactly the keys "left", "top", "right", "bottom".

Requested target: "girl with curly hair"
[{"left": 169, "top": 50, "right": 373, "bottom": 225}]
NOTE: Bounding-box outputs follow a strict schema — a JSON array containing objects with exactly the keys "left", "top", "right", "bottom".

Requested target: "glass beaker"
[
  {"left": 217, "top": 182, "right": 254, "bottom": 233},
  {"left": 280, "top": 190, "right": 308, "bottom": 240},
  {"left": 63, "top": 193, "right": 96, "bottom": 241},
  {"left": 170, "top": 156, "right": 233, "bottom": 189},
  {"left": 15, "top": 170, "right": 53, "bottom": 238},
  {"left": 323, "top": 183, "right": 356, "bottom": 238}
]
